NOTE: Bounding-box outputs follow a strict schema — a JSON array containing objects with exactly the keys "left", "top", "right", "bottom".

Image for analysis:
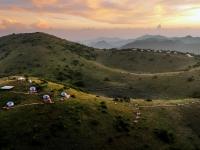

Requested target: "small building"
[
  {"left": 1, "top": 86, "right": 14, "bottom": 90},
  {"left": 29, "top": 86, "right": 37, "bottom": 93},
  {"left": 42, "top": 95, "right": 53, "bottom": 103}
]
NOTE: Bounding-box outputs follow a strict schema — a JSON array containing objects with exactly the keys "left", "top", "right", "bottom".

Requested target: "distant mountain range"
[
  {"left": 81, "top": 35, "right": 200, "bottom": 54},
  {"left": 80, "top": 37, "right": 133, "bottom": 49}
]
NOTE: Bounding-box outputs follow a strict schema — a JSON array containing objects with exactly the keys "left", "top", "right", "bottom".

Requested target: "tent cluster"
[{"left": 2, "top": 77, "right": 72, "bottom": 110}]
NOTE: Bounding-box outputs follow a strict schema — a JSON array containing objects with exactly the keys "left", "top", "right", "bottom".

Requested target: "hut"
[
  {"left": 29, "top": 86, "right": 37, "bottom": 93},
  {"left": 42, "top": 95, "right": 53, "bottom": 103}
]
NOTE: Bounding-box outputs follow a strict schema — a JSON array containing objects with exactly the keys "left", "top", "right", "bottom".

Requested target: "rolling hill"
[
  {"left": 81, "top": 37, "right": 133, "bottom": 49},
  {"left": 0, "top": 76, "right": 200, "bottom": 150},
  {"left": 0, "top": 32, "right": 200, "bottom": 99}
]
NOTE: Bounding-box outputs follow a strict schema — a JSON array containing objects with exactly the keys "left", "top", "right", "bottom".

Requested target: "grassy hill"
[
  {"left": 1, "top": 32, "right": 200, "bottom": 99},
  {"left": 96, "top": 49, "right": 199, "bottom": 73},
  {"left": 0, "top": 77, "right": 200, "bottom": 150}
]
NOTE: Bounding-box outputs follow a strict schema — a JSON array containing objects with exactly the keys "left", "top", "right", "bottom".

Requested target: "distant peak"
[{"left": 185, "top": 35, "right": 193, "bottom": 38}]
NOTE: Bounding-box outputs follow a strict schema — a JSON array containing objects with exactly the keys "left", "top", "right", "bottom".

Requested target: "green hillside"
[
  {"left": 0, "top": 77, "right": 200, "bottom": 150},
  {"left": 0, "top": 32, "right": 200, "bottom": 99},
  {"left": 96, "top": 49, "right": 199, "bottom": 73}
]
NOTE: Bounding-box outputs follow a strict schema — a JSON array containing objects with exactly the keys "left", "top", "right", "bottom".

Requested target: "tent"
[
  {"left": 61, "top": 91, "right": 70, "bottom": 99},
  {"left": 30, "top": 86, "right": 37, "bottom": 93},
  {"left": 6, "top": 101, "right": 15, "bottom": 107},
  {"left": 1, "top": 86, "right": 14, "bottom": 90},
  {"left": 42, "top": 95, "right": 53, "bottom": 103}
]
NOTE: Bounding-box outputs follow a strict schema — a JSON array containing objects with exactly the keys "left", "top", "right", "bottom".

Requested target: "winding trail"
[
  {"left": 120, "top": 67, "right": 200, "bottom": 77},
  {"left": 90, "top": 59, "right": 200, "bottom": 77}
]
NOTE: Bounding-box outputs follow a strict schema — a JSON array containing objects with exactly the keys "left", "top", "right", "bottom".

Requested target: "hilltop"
[{"left": 0, "top": 32, "right": 200, "bottom": 99}]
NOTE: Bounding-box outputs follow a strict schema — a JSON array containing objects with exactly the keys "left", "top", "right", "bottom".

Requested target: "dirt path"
[
  {"left": 121, "top": 67, "right": 200, "bottom": 77},
  {"left": 90, "top": 59, "right": 200, "bottom": 77},
  {"left": 138, "top": 101, "right": 199, "bottom": 108}
]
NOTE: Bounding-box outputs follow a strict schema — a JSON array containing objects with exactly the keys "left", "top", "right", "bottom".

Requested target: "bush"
[
  {"left": 99, "top": 101, "right": 107, "bottom": 113},
  {"left": 152, "top": 76, "right": 158, "bottom": 79},
  {"left": 71, "top": 94, "right": 76, "bottom": 98},
  {"left": 113, "top": 116, "right": 130, "bottom": 132},
  {"left": 154, "top": 129, "right": 175, "bottom": 144},
  {"left": 113, "top": 97, "right": 131, "bottom": 103},
  {"left": 104, "top": 77, "right": 110, "bottom": 81},
  {"left": 187, "top": 76, "right": 195, "bottom": 82},
  {"left": 145, "top": 98, "right": 152, "bottom": 102},
  {"left": 190, "top": 91, "right": 200, "bottom": 98}
]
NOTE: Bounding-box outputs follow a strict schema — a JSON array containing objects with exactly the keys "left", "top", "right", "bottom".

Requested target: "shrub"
[
  {"left": 154, "top": 129, "right": 175, "bottom": 144},
  {"left": 70, "top": 94, "right": 76, "bottom": 98},
  {"left": 99, "top": 101, "right": 107, "bottom": 113},
  {"left": 145, "top": 98, "right": 152, "bottom": 102},
  {"left": 190, "top": 91, "right": 200, "bottom": 98},
  {"left": 152, "top": 75, "right": 158, "bottom": 79},
  {"left": 187, "top": 76, "right": 195, "bottom": 82},
  {"left": 113, "top": 116, "right": 130, "bottom": 132},
  {"left": 113, "top": 97, "right": 131, "bottom": 103},
  {"left": 104, "top": 77, "right": 110, "bottom": 81}
]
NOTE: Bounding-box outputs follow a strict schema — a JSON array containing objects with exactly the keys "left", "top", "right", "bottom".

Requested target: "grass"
[
  {"left": 1, "top": 32, "right": 200, "bottom": 99},
  {"left": 0, "top": 77, "right": 199, "bottom": 149}
]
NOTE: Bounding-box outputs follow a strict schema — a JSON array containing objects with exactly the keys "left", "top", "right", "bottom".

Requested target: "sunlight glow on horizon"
[{"left": 1, "top": 0, "right": 200, "bottom": 39}]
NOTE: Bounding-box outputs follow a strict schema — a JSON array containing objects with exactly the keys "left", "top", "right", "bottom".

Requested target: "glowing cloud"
[{"left": 32, "top": 0, "right": 58, "bottom": 7}]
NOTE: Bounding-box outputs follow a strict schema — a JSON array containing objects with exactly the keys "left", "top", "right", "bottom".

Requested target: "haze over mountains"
[{"left": 81, "top": 35, "right": 200, "bottom": 54}]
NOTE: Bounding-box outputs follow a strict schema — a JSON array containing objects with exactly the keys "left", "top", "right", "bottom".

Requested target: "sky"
[{"left": 1, "top": 0, "right": 200, "bottom": 40}]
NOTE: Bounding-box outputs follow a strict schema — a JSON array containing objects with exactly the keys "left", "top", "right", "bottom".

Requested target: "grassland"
[{"left": 0, "top": 77, "right": 200, "bottom": 150}]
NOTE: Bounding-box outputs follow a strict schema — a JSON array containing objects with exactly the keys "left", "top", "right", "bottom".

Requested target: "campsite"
[
  {"left": 2, "top": 0, "right": 200, "bottom": 149},
  {"left": 0, "top": 75, "right": 200, "bottom": 150}
]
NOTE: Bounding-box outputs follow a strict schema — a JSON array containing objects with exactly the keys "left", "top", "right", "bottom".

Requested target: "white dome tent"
[
  {"left": 60, "top": 91, "right": 70, "bottom": 100},
  {"left": 6, "top": 101, "right": 14, "bottom": 107},
  {"left": 29, "top": 86, "right": 37, "bottom": 93},
  {"left": 42, "top": 95, "right": 53, "bottom": 103}
]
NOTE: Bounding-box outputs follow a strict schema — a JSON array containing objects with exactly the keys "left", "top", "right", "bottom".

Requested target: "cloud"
[
  {"left": 0, "top": 19, "right": 25, "bottom": 29},
  {"left": 1, "top": 0, "right": 200, "bottom": 29},
  {"left": 32, "top": 0, "right": 58, "bottom": 7},
  {"left": 32, "top": 20, "right": 51, "bottom": 29}
]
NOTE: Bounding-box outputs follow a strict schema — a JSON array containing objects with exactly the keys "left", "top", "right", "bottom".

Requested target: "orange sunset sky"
[{"left": 1, "top": 0, "right": 200, "bottom": 40}]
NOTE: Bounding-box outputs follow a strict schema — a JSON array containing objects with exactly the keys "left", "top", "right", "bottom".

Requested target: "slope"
[
  {"left": 0, "top": 77, "right": 200, "bottom": 150},
  {"left": 0, "top": 32, "right": 200, "bottom": 99}
]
